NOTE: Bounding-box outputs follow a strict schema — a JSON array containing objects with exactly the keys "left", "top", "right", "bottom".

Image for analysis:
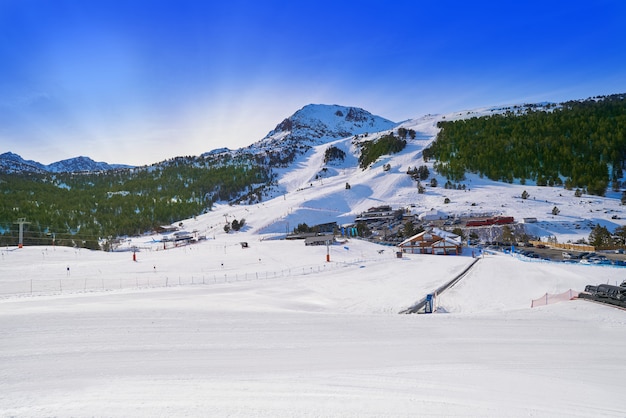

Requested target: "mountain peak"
[
  {"left": 47, "top": 156, "right": 130, "bottom": 173},
  {"left": 269, "top": 104, "right": 396, "bottom": 138},
  {"left": 0, "top": 152, "right": 47, "bottom": 174},
  {"left": 257, "top": 104, "right": 397, "bottom": 151}
]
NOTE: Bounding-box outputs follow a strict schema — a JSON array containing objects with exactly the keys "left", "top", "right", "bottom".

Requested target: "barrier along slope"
[{"left": 399, "top": 257, "right": 480, "bottom": 314}]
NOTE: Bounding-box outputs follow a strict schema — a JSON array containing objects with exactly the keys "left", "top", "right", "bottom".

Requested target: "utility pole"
[
  {"left": 14, "top": 218, "right": 30, "bottom": 248},
  {"left": 326, "top": 239, "right": 330, "bottom": 262}
]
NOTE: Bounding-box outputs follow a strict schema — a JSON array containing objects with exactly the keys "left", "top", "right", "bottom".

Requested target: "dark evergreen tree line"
[
  {"left": 426, "top": 94, "right": 626, "bottom": 195},
  {"left": 0, "top": 156, "right": 271, "bottom": 248},
  {"left": 358, "top": 133, "right": 407, "bottom": 169}
]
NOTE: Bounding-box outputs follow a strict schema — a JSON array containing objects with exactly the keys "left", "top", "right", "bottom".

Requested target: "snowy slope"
[{"left": 1, "top": 240, "right": 625, "bottom": 417}]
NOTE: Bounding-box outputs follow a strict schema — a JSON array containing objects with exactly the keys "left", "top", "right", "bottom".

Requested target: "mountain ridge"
[
  {"left": 0, "top": 152, "right": 133, "bottom": 174},
  {"left": 2, "top": 104, "right": 397, "bottom": 175}
]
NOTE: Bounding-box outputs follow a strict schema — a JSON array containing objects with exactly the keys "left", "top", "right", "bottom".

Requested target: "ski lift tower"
[{"left": 14, "top": 217, "right": 30, "bottom": 248}]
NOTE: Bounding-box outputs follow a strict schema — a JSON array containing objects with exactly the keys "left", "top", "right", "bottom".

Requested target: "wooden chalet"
[{"left": 397, "top": 228, "right": 462, "bottom": 255}]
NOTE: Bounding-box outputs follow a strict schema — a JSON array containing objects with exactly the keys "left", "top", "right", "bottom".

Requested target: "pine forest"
[{"left": 427, "top": 94, "right": 626, "bottom": 195}]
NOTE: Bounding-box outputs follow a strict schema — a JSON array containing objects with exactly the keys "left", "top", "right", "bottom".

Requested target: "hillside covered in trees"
[
  {"left": 426, "top": 94, "right": 626, "bottom": 196},
  {"left": 0, "top": 154, "right": 270, "bottom": 249}
]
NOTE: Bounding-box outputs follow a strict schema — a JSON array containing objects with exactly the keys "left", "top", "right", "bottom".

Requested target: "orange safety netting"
[{"left": 531, "top": 289, "right": 579, "bottom": 308}]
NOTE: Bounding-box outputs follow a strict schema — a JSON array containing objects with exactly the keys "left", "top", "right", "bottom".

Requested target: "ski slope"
[{"left": 1, "top": 240, "right": 625, "bottom": 417}]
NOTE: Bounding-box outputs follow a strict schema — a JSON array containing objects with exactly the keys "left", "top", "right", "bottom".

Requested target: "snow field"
[{"left": 1, "top": 238, "right": 625, "bottom": 417}]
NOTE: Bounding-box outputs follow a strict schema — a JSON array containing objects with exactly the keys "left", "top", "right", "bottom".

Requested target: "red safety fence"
[{"left": 531, "top": 289, "right": 580, "bottom": 307}]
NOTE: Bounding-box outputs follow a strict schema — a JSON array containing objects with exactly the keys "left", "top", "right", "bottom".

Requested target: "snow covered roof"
[
  {"left": 398, "top": 228, "right": 461, "bottom": 247},
  {"left": 418, "top": 209, "right": 449, "bottom": 221},
  {"left": 430, "top": 227, "right": 461, "bottom": 243}
]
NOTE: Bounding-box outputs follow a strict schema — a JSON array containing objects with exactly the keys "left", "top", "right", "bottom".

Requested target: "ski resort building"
[
  {"left": 418, "top": 209, "right": 449, "bottom": 222},
  {"left": 304, "top": 235, "right": 335, "bottom": 246},
  {"left": 354, "top": 206, "right": 397, "bottom": 223},
  {"left": 397, "top": 228, "right": 462, "bottom": 255}
]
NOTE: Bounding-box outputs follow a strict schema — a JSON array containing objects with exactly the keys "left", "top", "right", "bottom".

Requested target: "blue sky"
[{"left": 1, "top": 0, "right": 625, "bottom": 166}]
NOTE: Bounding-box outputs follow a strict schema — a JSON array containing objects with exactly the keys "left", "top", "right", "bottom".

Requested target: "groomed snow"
[{"left": 1, "top": 240, "right": 625, "bottom": 417}]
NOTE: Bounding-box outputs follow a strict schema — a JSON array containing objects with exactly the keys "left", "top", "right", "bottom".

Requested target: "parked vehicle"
[
  {"left": 594, "top": 284, "right": 626, "bottom": 301},
  {"left": 582, "top": 283, "right": 626, "bottom": 305}
]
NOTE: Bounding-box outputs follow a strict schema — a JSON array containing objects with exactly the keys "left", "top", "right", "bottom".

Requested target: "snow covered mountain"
[
  {"left": 0, "top": 152, "right": 47, "bottom": 174},
  {"left": 248, "top": 104, "right": 397, "bottom": 156},
  {"left": 195, "top": 102, "right": 625, "bottom": 246},
  {"left": 7, "top": 100, "right": 619, "bottom": 245},
  {"left": 4, "top": 99, "right": 625, "bottom": 246},
  {"left": 45, "top": 156, "right": 131, "bottom": 173},
  {"left": 0, "top": 152, "right": 132, "bottom": 174}
]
